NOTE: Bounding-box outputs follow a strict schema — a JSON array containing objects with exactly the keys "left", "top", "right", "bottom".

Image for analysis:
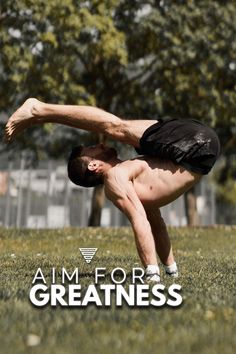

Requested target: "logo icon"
[{"left": 79, "top": 248, "right": 98, "bottom": 264}]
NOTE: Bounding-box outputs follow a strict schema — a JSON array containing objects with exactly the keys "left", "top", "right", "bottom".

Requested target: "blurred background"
[{"left": 0, "top": 0, "right": 235, "bottom": 228}]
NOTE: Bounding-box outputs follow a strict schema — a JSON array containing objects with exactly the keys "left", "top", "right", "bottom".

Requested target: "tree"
[
  {"left": 114, "top": 0, "right": 236, "bottom": 224},
  {"left": 1, "top": 0, "right": 236, "bottom": 225},
  {"left": 0, "top": 0, "right": 128, "bottom": 225}
]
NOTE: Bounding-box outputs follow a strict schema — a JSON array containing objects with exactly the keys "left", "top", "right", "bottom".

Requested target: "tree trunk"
[
  {"left": 88, "top": 184, "right": 105, "bottom": 226},
  {"left": 184, "top": 186, "right": 199, "bottom": 226}
]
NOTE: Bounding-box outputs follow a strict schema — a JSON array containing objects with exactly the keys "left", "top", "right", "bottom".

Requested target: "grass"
[{"left": 0, "top": 226, "right": 236, "bottom": 354}]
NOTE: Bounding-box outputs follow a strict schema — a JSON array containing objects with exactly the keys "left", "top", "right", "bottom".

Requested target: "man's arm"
[
  {"left": 104, "top": 165, "right": 158, "bottom": 266},
  {"left": 146, "top": 208, "right": 175, "bottom": 266}
]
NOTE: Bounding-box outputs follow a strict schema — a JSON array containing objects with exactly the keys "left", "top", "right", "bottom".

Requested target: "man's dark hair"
[{"left": 67, "top": 146, "right": 103, "bottom": 187}]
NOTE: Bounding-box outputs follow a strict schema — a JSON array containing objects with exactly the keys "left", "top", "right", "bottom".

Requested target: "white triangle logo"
[{"left": 79, "top": 248, "right": 98, "bottom": 264}]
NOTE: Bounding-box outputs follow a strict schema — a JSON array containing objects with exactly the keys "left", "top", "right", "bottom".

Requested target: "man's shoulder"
[
  {"left": 103, "top": 163, "right": 127, "bottom": 184},
  {"left": 115, "top": 158, "right": 148, "bottom": 170},
  {"left": 103, "top": 165, "right": 128, "bottom": 200},
  {"left": 104, "top": 159, "right": 148, "bottom": 194},
  {"left": 106, "top": 159, "right": 147, "bottom": 179}
]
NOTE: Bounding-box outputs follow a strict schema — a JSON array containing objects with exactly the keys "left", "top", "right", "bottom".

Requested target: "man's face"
[{"left": 81, "top": 144, "right": 117, "bottom": 162}]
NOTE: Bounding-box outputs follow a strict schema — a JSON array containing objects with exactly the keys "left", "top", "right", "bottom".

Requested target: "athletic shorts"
[{"left": 135, "top": 117, "right": 221, "bottom": 175}]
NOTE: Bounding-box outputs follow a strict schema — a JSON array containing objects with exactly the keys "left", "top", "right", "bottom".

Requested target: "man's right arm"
[{"left": 104, "top": 168, "right": 158, "bottom": 266}]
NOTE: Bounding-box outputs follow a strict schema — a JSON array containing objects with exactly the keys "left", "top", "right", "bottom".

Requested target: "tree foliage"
[
  {"left": 1, "top": 0, "right": 235, "bottom": 145},
  {"left": 1, "top": 0, "right": 236, "bottom": 219},
  {"left": 0, "top": 1, "right": 126, "bottom": 156}
]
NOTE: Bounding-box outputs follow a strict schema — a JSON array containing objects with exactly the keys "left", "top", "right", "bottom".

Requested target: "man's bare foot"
[{"left": 5, "top": 98, "right": 41, "bottom": 142}]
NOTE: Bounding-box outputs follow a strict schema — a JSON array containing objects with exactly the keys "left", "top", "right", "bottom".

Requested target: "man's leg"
[
  {"left": 5, "top": 98, "right": 154, "bottom": 145},
  {"left": 146, "top": 208, "right": 178, "bottom": 277}
]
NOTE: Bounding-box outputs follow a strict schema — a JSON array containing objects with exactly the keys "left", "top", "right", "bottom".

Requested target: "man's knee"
[{"left": 104, "top": 119, "right": 126, "bottom": 140}]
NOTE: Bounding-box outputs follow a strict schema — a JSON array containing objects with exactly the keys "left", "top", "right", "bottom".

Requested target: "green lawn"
[{"left": 0, "top": 227, "right": 235, "bottom": 354}]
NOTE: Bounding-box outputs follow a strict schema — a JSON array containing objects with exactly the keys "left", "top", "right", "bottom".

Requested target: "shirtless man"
[{"left": 5, "top": 98, "right": 221, "bottom": 282}]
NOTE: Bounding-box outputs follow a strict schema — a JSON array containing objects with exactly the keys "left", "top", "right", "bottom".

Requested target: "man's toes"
[
  {"left": 6, "top": 124, "right": 12, "bottom": 134},
  {"left": 3, "top": 132, "right": 10, "bottom": 143},
  {"left": 5, "top": 125, "right": 14, "bottom": 141}
]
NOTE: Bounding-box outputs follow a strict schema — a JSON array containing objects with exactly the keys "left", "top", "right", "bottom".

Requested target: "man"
[{"left": 5, "top": 98, "right": 220, "bottom": 282}]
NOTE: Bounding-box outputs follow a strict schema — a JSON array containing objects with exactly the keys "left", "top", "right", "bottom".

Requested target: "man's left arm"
[{"left": 146, "top": 208, "right": 174, "bottom": 266}]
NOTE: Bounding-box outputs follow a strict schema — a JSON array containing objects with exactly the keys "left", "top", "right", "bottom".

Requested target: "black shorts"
[{"left": 135, "top": 117, "right": 221, "bottom": 175}]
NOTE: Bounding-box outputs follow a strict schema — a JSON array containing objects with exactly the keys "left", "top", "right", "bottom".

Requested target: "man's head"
[{"left": 67, "top": 144, "right": 118, "bottom": 187}]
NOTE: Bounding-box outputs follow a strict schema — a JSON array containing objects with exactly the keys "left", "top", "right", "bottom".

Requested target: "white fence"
[{"left": 0, "top": 158, "right": 216, "bottom": 228}]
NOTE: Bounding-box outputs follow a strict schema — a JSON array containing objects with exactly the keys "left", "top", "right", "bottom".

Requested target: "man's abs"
[{"left": 132, "top": 157, "right": 201, "bottom": 208}]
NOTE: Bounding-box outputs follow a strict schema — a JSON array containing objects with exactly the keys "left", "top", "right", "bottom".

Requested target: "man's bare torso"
[{"left": 104, "top": 157, "right": 201, "bottom": 211}]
